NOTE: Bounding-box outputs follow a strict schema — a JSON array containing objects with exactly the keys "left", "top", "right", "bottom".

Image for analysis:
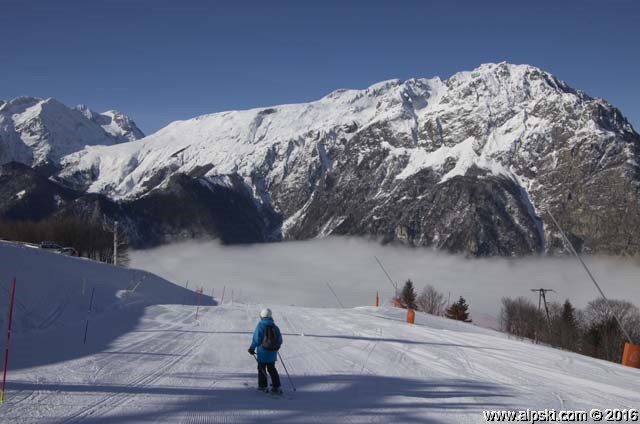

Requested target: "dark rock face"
[
  {"left": 0, "top": 163, "right": 273, "bottom": 247},
  {"left": 360, "top": 174, "right": 543, "bottom": 257},
  {"left": 122, "top": 174, "right": 278, "bottom": 246},
  {"left": 0, "top": 162, "right": 80, "bottom": 221},
  {"left": 280, "top": 136, "right": 545, "bottom": 256}
]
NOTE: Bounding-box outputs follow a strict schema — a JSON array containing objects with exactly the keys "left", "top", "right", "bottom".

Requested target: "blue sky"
[{"left": 1, "top": 0, "right": 638, "bottom": 134}]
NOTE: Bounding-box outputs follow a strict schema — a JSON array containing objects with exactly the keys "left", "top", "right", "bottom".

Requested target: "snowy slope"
[
  {"left": 0, "top": 240, "right": 637, "bottom": 422},
  {"left": 0, "top": 302, "right": 638, "bottom": 423},
  {"left": 0, "top": 97, "right": 143, "bottom": 168},
  {"left": 0, "top": 241, "right": 211, "bottom": 368}
]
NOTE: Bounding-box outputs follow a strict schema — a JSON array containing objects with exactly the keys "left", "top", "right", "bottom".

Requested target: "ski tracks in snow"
[
  {"left": 59, "top": 311, "right": 209, "bottom": 423},
  {"left": 60, "top": 338, "right": 205, "bottom": 423},
  {"left": 3, "top": 304, "right": 640, "bottom": 423}
]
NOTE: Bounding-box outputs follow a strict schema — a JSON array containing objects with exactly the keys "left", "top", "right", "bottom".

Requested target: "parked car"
[
  {"left": 40, "top": 241, "right": 63, "bottom": 250},
  {"left": 58, "top": 247, "right": 78, "bottom": 256},
  {"left": 39, "top": 241, "right": 78, "bottom": 256}
]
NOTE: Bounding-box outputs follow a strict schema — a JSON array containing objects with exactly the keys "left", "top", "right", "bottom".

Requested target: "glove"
[{"left": 248, "top": 347, "right": 255, "bottom": 355}]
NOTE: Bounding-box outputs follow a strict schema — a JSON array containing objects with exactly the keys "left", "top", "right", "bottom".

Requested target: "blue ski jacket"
[{"left": 249, "top": 317, "right": 283, "bottom": 363}]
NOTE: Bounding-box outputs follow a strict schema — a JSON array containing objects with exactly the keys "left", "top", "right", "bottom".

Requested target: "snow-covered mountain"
[
  {"left": 2, "top": 63, "right": 639, "bottom": 255},
  {"left": 0, "top": 96, "right": 143, "bottom": 169}
]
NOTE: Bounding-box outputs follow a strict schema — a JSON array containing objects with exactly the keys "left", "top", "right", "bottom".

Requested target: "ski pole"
[
  {"left": 277, "top": 352, "right": 296, "bottom": 391},
  {"left": 251, "top": 353, "right": 271, "bottom": 388}
]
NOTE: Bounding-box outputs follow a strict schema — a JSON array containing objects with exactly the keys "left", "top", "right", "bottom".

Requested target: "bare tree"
[
  {"left": 501, "top": 297, "right": 542, "bottom": 340},
  {"left": 582, "top": 298, "right": 640, "bottom": 362},
  {"left": 416, "top": 285, "right": 446, "bottom": 316},
  {"left": 500, "top": 295, "right": 640, "bottom": 364}
]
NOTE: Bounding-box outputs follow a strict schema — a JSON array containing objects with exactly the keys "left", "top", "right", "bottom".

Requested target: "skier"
[{"left": 248, "top": 308, "right": 283, "bottom": 394}]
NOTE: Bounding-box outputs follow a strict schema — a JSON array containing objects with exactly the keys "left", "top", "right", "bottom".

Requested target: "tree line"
[
  {"left": 501, "top": 296, "right": 640, "bottom": 363},
  {"left": 398, "top": 279, "right": 472, "bottom": 323},
  {"left": 0, "top": 215, "right": 129, "bottom": 266},
  {"left": 394, "top": 279, "right": 638, "bottom": 364}
]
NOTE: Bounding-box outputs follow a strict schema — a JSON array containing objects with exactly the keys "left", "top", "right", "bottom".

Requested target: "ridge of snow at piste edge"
[
  {"left": 0, "top": 240, "right": 214, "bottom": 370},
  {"left": 0, "top": 240, "right": 638, "bottom": 423}
]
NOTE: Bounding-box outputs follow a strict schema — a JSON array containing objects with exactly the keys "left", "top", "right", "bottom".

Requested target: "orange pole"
[
  {"left": 406, "top": 308, "right": 415, "bottom": 324},
  {"left": 375, "top": 291, "right": 379, "bottom": 307},
  {"left": 622, "top": 343, "right": 640, "bottom": 368}
]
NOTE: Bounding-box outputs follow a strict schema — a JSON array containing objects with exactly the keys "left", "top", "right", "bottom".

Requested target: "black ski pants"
[{"left": 258, "top": 362, "right": 281, "bottom": 388}]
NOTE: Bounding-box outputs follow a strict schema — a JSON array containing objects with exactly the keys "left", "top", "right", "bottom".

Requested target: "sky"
[{"left": 1, "top": 0, "right": 639, "bottom": 134}]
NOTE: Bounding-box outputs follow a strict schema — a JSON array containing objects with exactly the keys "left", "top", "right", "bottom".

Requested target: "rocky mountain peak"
[
  {"left": 0, "top": 96, "right": 143, "bottom": 169},
  {"left": 74, "top": 105, "right": 144, "bottom": 142},
  {"left": 0, "top": 96, "right": 42, "bottom": 115}
]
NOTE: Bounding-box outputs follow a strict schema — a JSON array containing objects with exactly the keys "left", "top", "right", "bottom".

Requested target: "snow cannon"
[
  {"left": 406, "top": 308, "right": 415, "bottom": 324},
  {"left": 622, "top": 343, "right": 640, "bottom": 368}
]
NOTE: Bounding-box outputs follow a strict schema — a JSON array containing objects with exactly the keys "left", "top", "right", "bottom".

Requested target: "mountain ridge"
[{"left": 2, "top": 62, "right": 639, "bottom": 256}]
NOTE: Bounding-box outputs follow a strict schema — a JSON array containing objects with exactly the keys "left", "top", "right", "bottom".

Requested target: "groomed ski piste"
[{"left": 0, "top": 241, "right": 638, "bottom": 423}]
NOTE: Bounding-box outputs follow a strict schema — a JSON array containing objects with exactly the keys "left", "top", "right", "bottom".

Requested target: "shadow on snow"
[{"left": 6, "top": 374, "right": 513, "bottom": 423}]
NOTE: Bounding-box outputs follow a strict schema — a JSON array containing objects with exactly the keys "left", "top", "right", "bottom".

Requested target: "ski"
[{"left": 244, "top": 383, "right": 293, "bottom": 399}]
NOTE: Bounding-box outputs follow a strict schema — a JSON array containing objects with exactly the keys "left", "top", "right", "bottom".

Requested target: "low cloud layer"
[{"left": 130, "top": 237, "right": 640, "bottom": 325}]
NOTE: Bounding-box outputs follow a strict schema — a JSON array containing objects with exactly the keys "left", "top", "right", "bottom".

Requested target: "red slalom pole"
[{"left": 1, "top": 278, "right": 17, "bottom": 405}]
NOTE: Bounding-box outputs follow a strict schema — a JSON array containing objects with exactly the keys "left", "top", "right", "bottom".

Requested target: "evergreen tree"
[
  {"left": 560, "top": 299, "right": 576, "bottom": 326},
  {"left": 558, "top": 299, "right": 579, "bottom": 350},
  {"left": 400, "top": 279, "right": 417, "bottom": 310},
  {"left": 445, "top": 296, "right": 472, "bottom": 322}
]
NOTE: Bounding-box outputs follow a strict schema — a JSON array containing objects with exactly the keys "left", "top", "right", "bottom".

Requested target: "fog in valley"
[{"left": 130, "top": 237, "right": 640, "bottom": 328}]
